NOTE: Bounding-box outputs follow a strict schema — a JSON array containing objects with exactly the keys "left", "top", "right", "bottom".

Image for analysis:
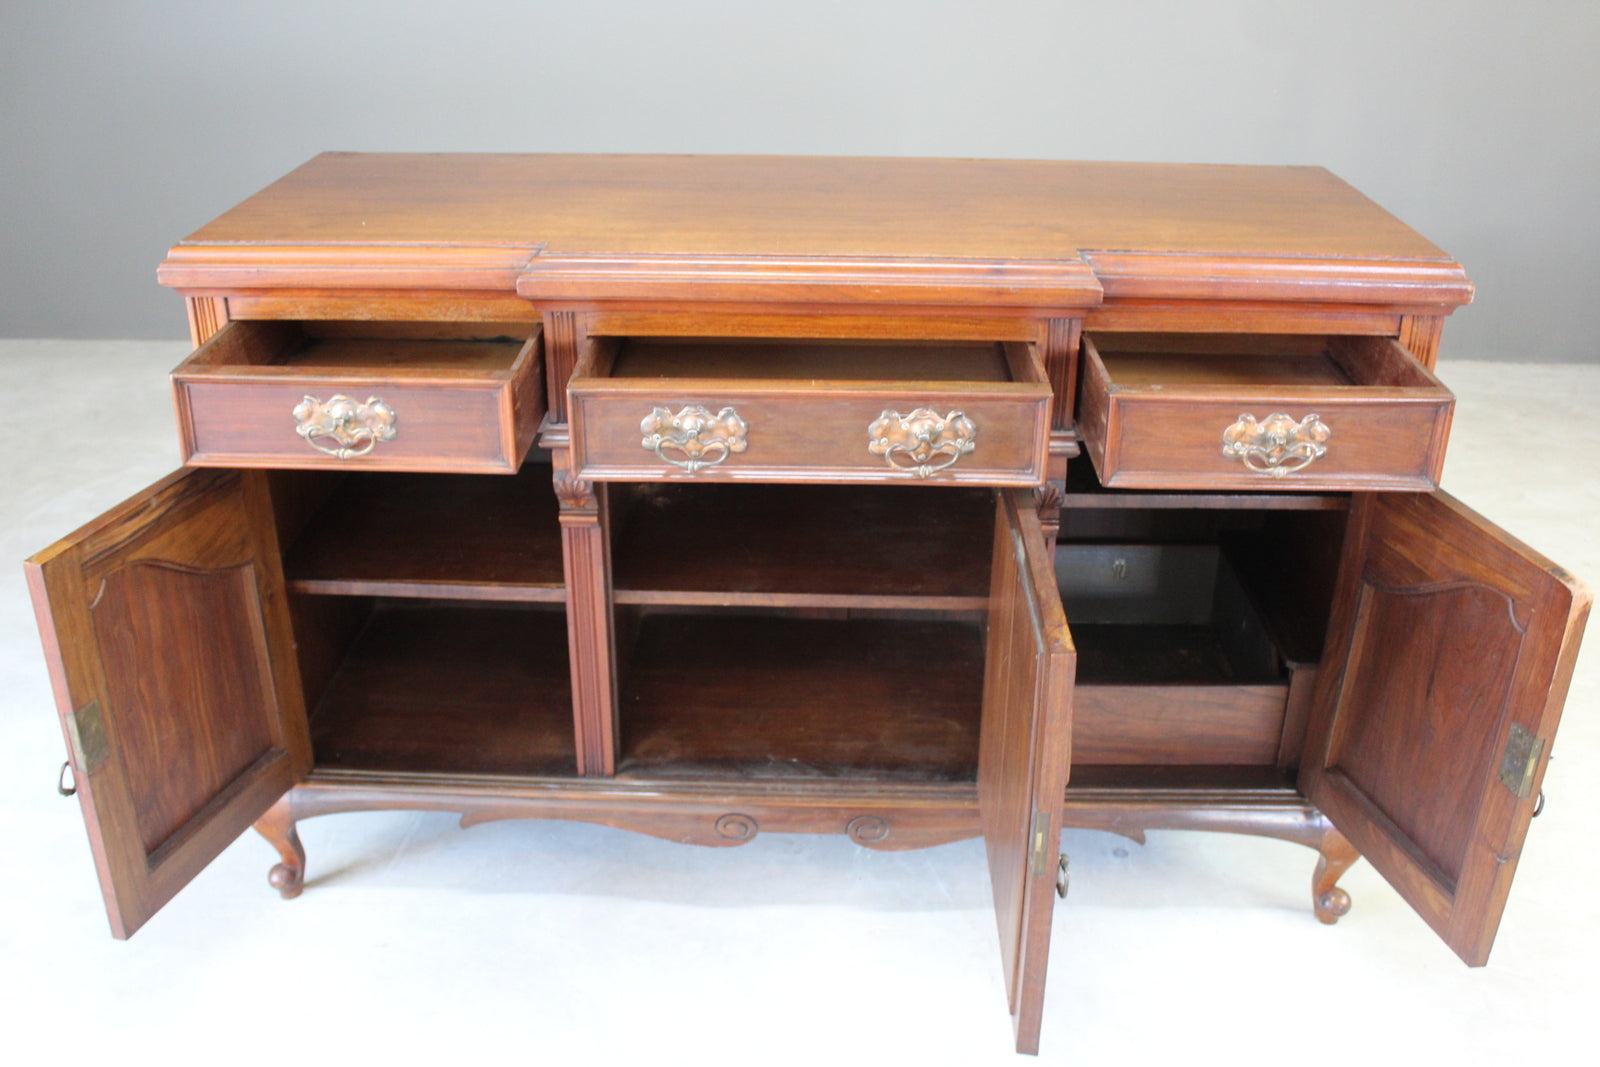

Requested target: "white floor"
[{"left": 1, "top": 340, "right": 1596, "bottom": 1066}]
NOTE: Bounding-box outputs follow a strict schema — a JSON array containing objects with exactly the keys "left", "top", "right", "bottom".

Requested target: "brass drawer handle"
[
  {"left": 868, "top": 409, "right": 977, "bottom": 478},
  {"left": 293, "top": 395, "right": 397, "bottom": 459},
  {"left": 640, "top": 405, "right": 749, "bottom": 473},
  {"left": 1221, "top": 412, "right": 1330, "bottom": 478}
]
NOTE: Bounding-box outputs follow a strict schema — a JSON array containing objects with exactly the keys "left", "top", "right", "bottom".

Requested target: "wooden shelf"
[
  {"left": 284, "top": 465, "right": 564, "bottom": 602},
  {"left": 616, "top": 613, "right": 984, "bottom": 782},
  {"left": 611, "top": 483, "right": 993, "bottom": 610},
  {"left": 309, "top": 603, "right": 576, "bottom": 776}
]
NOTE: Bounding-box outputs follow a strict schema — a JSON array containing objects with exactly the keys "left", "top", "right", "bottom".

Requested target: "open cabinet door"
[
  {"left": 26, "top": 468, "right": 310, "bottom": 938},
  {"left": 1301, "top": 492, "right": 1589, "bottom": 965},
  {"left": 979, "top": 489, "right": 1075, "bottom": 1054}
]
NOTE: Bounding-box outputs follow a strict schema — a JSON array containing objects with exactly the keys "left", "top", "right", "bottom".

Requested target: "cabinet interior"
[{"left": 266, "top": 449, "right": 1349, "bottom": 792}]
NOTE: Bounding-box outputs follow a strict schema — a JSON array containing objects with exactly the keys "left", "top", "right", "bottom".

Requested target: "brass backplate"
[
  {"left": 66, "top": 700, "right": 109, "bottom": 775},
  {"left": 1497, "top": 722, "right": 1544, "bottom": 800}
]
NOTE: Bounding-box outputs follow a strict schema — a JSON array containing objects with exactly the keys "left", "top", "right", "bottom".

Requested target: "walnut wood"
[
  {"left": 610, "top": 482, "right": 992, "bottom": 609},
  {"left": 617, "top": 613, "right": 985, "bottom": 781},
  {"left": 1397, "top": 314, "right": 1446, "bottom": 371},
  {"left": 1042, "top": 318, "right": 1081, "bottom": 433},
  {"left": 253, "top": 793, "right": 305, "bottom": 899},
  {"left": 1312, "top": 825, "right": 1360, "bottom": 924},
  {"left": 1082, "top": 300, "right": 1406, "bottom": 337},
  {"left": 40, "top": 155, "right": 1596, "bottom": 1056},
  {"left": 980, "top": 491, "right": 1075, "bottom": 1054},
  {"left": 583, "top": 307, "right": 1043, "bottom": 343},
  {"left": 1072, "top": 685, "right": 1287, "bottom": 765},
  {"left": 543, "top": 309, "right": 583, "bottom": 423},
  {"left": 1301, "top": 491, "right": 1591, "bottom": 965},
  {"left": 158, "top": 155, "right": 1470, "bottom": 309},
  {"left": 569, "top": 337, "right": 1052, "bottom": 485},
  {"left": 226, "top": 291, "right": 539, "bottom": 326},
  {"left": 1079, "top": 331, "right": 1454, "bottom": 492},
  {"left": 282, "top": 465, "right": 564, "bottom": 602},
  {"left": 285, "top": 771, "right": 982, "bottom": 852},
  {"left": 308, "top": 603, "right": 575, "bottom": 775},
  {"left": 26, "top": 468, "right": 309, "bottom": 938},
  {"left": 1276, "top": 666, "right": 1321, "bottom": 773},
  {"left": 1061, "top": 767, "right": 1362, "bottom": 922},
  {"left": 185, "top": 296, "right": 229, "bottom": 347},
  {"left": 172, "top": 320, "right": 544, "bottom": 473},
  {"left": 553, "top": 448, "right": 618, "bottom": 777}
]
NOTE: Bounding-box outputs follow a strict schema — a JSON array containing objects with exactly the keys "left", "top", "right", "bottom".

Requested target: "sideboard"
[{"left": 26, "top": 155, "right": 1590, "bottom": 1054}]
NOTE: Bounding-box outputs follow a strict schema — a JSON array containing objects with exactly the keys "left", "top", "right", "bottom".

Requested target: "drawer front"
[
  {"left": 173, "top": 321, "right": 544, "bottom": 473},
  {"left": 1078, "top": 333, "right": 1454, "bottom": 492},
  {"left": 570, "top": 384, "right": 1050, "bottom": 484}
]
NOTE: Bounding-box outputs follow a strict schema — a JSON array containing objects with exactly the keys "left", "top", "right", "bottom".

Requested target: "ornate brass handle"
[
  {"left": 293, "top": 395, "right": 397, "bottom": 459},
  {"left": 1221, "top": 412, "right": 1330, "bottom": 478},
  {"left": 868, "top": 409, "right": 977, "bottom": 478},
  {"left": 640, "top": 405, "right": 749, "bottom": 473}
]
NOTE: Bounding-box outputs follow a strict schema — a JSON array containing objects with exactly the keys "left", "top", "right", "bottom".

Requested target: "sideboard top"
[{"left": 157, "top": 153, "right": 1473, "bottom": 308}]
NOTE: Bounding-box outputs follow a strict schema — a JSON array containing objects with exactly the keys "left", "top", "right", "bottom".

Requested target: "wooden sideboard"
[{"left": 26, "top": 155, "right": 1590, "bottom": 1055}]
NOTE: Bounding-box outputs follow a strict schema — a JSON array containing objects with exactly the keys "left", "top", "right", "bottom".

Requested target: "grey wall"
[{"left": 3, "top": 0, "right": 1596, "bottom": 361}]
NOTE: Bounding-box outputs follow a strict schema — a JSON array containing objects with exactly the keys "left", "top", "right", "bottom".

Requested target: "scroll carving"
[
  {"left": 714, "top": 813, "right": 759, "bottom": 842},
  {"left": 846, "top": 815, "right": 890, "bottom": 845}
]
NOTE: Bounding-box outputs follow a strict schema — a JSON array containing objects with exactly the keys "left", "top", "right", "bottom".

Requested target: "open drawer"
[
  {"left": 567, "top": 337, "right": 1052, "bottom": 484},
  {"left": 1077, "top": 332, "right": 1454, "bottom": 491},
  {"left": 172, "top": 321, "right": 544, "bottom": 473}
]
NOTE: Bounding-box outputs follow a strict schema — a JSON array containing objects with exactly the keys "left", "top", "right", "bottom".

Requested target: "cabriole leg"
[
  {"left": 253, "top": 793, "right": 305, "bottom": 900},
  {"left": 1312, "top": 825, "right": 1360, "bottom": 924}
]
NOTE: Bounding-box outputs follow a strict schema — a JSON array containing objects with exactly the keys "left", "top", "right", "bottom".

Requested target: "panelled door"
[
  {"left": 1301, "top": 491, "right": 1589, "bottom": 965},
  {"left": 26, "top": 468, "right": 310, "bottom": 938},
  {"left": 979, "top": 489, "right": 1076, "bottom": 1054}
]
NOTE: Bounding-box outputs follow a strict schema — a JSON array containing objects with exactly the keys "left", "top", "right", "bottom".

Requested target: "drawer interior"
[
  {"left": 200, "top": 320, "right": 535, "bottom": 373},
  {"left": 608, "top": 337, "right": 1015, "bottom": 382},
  {"left": 1084, "top": 331, "right": 1440, "bottom": 391}
]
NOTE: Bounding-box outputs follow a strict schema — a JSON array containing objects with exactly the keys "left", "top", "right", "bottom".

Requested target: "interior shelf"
[
  {"left": 284, "top": 465, "right": 564, "bottom": 602},
  {"left": 309, "top": 603, "right": 576, "bottom": 776},
  {"left": 616, "top": 613, "right": 985, "bottom": 782},
  {"left": 611, "top": 483, "right": 994, "bottom": 610}
]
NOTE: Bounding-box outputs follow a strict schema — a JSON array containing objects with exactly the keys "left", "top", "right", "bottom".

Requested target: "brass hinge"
[
  {"left": 1029, "top": 809, "right": 1052, "bottom": 877},
  {"left": 65, "top": 700, "right": 109, "bottom": 775},
  {"left": 1497, "top": 722, "right": 1545, "bottom": 800}
]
